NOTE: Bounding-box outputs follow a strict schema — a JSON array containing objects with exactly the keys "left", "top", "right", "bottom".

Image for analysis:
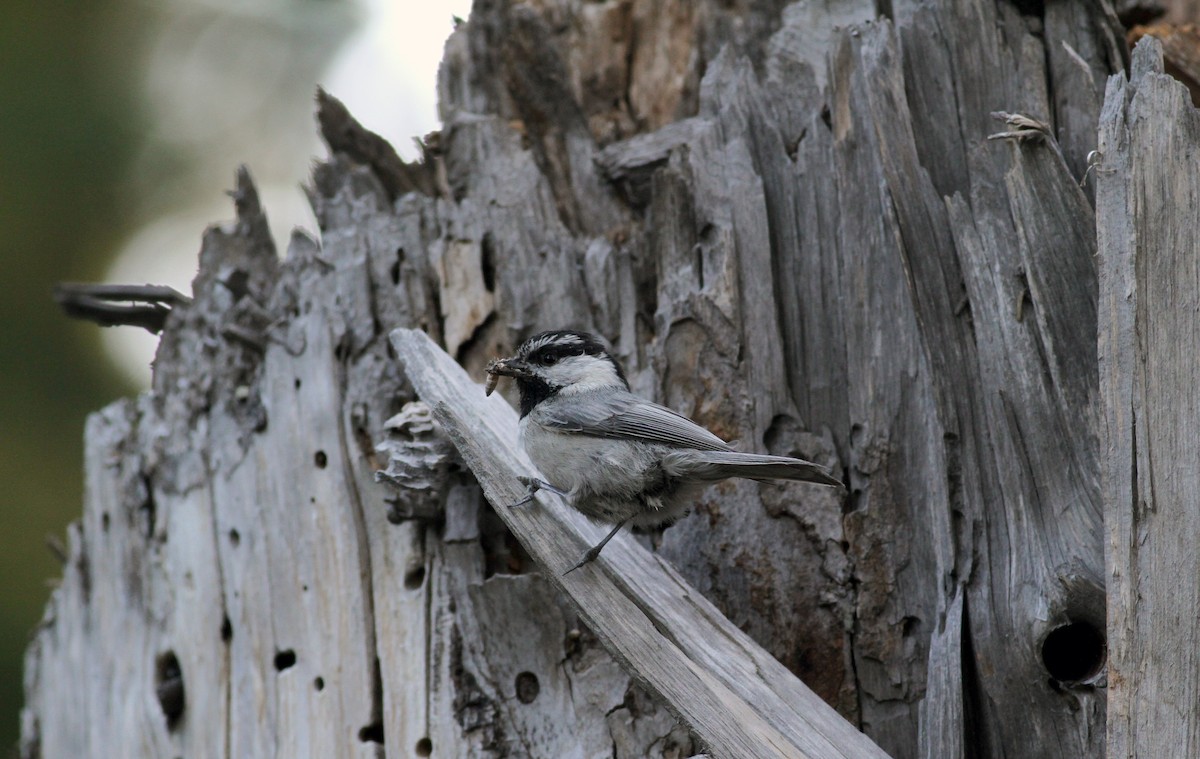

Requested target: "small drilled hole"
[
  {"left": 358, "top": 723, "right": 384, "bottom": 744},
  {"left": 155, "top": 651, "right": 186, "bottom": 729},
  {"left": 314, "top": 451, "right": 327, "bottom": 469},
  {"left": 515, "top": 671, "right": 540, "bottom": 704},
  {"left": 228, "top": 528, "right": 240, "bottom": 547},
  {"left": 414, "top": 738, "right": 432, "bottom": 756},
  {"left": 220, "top": 616, "right": 233, "bottom": 643},
  {"left": 404, "top": 566, "right": 426, "bottom": 590},
  {"left": 274, "top": 649, "right": 297, "bottom": 671},
  {"left": 101, "top": 513, "right": 110, "bottom": 532},
  {"left": 314, "top": 676, "right": 325, "bottom": 691},
  {"left": 1041, "top": 621, "right": 1106, "bottom": 683}
]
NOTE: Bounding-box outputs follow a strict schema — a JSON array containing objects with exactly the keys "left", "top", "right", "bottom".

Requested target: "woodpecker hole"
[
  {"left": 155, "top": 651, "right": 186, "bottom": 729},
  {"left": 358, "top": 723, "right": 384, "bottom": 744},
  {"left": 314, "top": 450, "right": 327, "bottom": 469},
  {"left": 404, "top": 566, "right": 426, "bottom": 590},
  {"left": 515, "top": 671, "right": 540, "bottom": 704},
  {"left": 415, "top": 738, "right": 433, "bottom": 756},
  {"left": 274, "top": 649, "right": 297, "bottom": 672},
  {"left": 314, "top": 676, "right": 325, "bottom": 691},
  {"left": 1041, "top": 621, "right": 1106, "bottom": 683}
]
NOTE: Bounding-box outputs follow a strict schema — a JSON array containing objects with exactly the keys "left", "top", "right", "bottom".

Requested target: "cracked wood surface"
[{"left": 23, "top": 0, "right": 1183, "bottom": 757}]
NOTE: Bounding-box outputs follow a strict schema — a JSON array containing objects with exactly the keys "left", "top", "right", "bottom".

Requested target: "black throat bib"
[{"left": 516, "top": 376, "right": 560, "bottom": 417}]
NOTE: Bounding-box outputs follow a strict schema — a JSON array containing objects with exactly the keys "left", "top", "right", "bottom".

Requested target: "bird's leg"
[
  {"left": 564, "top": 519, "right": 630, "bottom": 575},
  {"left": 510, "top": 475, "right": 568, "bottom": 508}
]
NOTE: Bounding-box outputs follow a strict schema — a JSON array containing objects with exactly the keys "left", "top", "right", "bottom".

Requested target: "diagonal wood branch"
[{"left": 390, "top": 327, "right": 892, "bottom": 759}]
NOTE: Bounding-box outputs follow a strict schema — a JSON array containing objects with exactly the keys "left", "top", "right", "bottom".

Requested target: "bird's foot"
[
  {"left": 563, "top": 544, "right": 605, "bottom": 576},
  {"left": 562, "top": 519, "right": 627, "bottom": 576},
  {"left": 510, "top": 476, "right": 567, "bottom": 508}
]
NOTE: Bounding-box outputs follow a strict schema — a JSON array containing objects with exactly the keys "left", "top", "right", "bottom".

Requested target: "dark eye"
[{"left": 542, "top": 354, "right": 558, "bottom": 365}]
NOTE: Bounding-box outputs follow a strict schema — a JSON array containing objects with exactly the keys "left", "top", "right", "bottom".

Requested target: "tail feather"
[{"left": 664, "top": 451, "right": 843, "bottom": 489}]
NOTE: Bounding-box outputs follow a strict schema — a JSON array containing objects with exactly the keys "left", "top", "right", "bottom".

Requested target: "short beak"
[{"left": 484, "top": 357, "right": 533, "bottom": 396}]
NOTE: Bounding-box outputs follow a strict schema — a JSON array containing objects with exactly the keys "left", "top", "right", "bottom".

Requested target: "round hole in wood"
[
  {"left": 404, "top": 566, "right": 426, "bottom": 590},
  {"left": 515, "top": 671, "right": 540, "bottom": 704},
  {"left": 414, "top": 737, "right": 433, "bottom": 756},
  {"left": 273, "top": 649, "right": 297, "bottom": 672},
  {"left": 1041, "top": 621, "right": 1106, "bottom": 683}
]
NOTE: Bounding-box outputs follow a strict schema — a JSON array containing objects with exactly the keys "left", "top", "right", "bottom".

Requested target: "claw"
[
  {"left": 561, "top": 518, "right": 629, "bottom": 576},
  {"left": 509, "top": 476, "right": 567, "bottom": 508},
  {"left": 563, "top": 545, "right": 604, "bottom": 575}
]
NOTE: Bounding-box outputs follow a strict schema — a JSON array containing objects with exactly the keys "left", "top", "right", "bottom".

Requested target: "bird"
[{"left": 484, "top": 329, "right": 844, "bottom": 574}]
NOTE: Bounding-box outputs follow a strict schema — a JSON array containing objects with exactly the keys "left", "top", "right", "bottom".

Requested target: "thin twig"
[{"left": 54, "top": 283, "right": 191, "bottom": 334}]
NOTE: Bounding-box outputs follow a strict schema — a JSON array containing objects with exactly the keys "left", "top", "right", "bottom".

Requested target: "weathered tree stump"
[{"left": 20, "top": 0, "right": 1200, "bottom": 757}]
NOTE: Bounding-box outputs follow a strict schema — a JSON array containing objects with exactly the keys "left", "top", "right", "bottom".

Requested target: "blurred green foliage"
[{"left": 0, "top": 0, "right": 141, "bottom": 748}]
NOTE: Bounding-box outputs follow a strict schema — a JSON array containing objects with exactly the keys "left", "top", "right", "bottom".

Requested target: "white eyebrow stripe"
[{"left": 521, "top": 332, "right": 586, "bottom": 355}]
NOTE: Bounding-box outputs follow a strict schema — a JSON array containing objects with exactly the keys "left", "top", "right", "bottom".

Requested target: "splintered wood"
[{"left": 27, "top": 0, "right": 1200, "bottom": 756}]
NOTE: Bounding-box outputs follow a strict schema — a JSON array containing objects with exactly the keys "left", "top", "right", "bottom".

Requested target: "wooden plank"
[
  {"left": 390, "top": 327, "right": 892, "bottom": 759},
  {"left": 1098, "top": 36, "right": 1200, "bottom": 758}
]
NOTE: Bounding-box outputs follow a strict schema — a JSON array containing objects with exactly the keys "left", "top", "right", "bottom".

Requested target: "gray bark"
[
  {"left": 1097, "top": 37, "right": 1200, "bottom": 759},
  {"left": 21, "top": 1, "right": 1198, "bottom": 758}
]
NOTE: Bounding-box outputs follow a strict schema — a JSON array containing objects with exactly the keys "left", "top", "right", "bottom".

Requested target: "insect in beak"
[
  {"left": 485, "top": 359, "right": 502, "bottom": 396},
  {"left": 485, "top": 357, "right": 533, "bottom": 396}
]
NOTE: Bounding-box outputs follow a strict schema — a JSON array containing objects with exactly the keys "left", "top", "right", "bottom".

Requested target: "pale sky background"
[{"left": 104, "top": 0, "right": 473, "bottom": 387}]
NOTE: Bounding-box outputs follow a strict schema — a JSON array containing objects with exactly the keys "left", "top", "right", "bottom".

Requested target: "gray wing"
[
  {"left": 662, "top": 450, "right": 844, "bottom": 488},
  {"left": 538, "top": 389, "right": 732, "bottom": 452}
]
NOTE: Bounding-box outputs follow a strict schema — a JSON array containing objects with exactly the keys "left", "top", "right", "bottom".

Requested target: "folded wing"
[
  {"left": 663, "top": 450, "right": 843, "bottom": 488},
  {"left": 538, "top": 388, "right": 732, "bottom": 452}
]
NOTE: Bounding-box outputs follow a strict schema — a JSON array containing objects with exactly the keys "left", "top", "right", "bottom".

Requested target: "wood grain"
[
  {"left": 1098, "top": 36, "right": 1200, "bottom": 758},
  {"left": 23, "top": 0, "right": 1161, "bottom": 755}
]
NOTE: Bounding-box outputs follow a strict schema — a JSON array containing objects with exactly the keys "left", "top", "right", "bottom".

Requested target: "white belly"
[
  {"left": 517, "top": 415, "right": 701, "bottom": 526},
  {"left": 519, "top": 416, "right": 641, "bottom": 493}
]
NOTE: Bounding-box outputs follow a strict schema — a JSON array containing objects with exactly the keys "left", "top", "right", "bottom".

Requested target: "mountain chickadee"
[{"left": 486, "top": 330, "right": 843, "bottom": 573}]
